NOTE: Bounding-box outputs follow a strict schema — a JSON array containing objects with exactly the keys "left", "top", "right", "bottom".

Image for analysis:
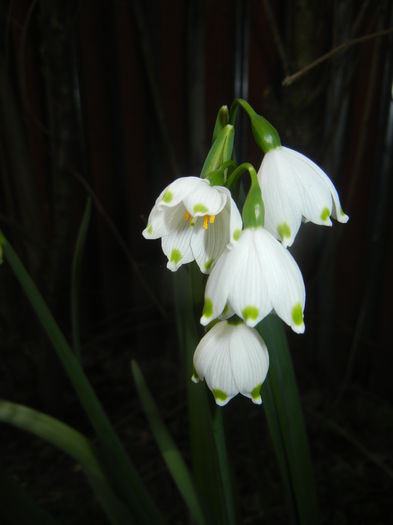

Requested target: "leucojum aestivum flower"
[{"left": 143, "top": 100, "right": 348, "bottom": 406}]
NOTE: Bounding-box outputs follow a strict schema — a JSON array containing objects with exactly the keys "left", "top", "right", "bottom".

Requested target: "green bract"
[
  {"left": 199, "top": 124, "right": 234, "bottom": 180},
  {"left": 212, "top": 105, "right": 229, "bottom": 142}
]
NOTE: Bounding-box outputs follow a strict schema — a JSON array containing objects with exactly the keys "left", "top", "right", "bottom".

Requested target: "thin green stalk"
[
  {"left": 213, "top": 409, "right": 237, "bottom": 525},
  {"left": 225, "top": 162, "right": 255, "bottom": 189},
  {"left": 131, "top": 360, "right": 207, "bottom": 525},
  {"left": 71, "top": 197, "right": 92, "bottom": 361},
  {"left": 0, "top": 230, "right": 163, "bottom": 525},
  {"left": 261, "top": 378, "right": 298, "bottom": 525}
]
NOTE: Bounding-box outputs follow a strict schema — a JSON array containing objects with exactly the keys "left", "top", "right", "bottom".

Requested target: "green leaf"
[
  {"left": 260, "top": 377, "right": 297, "bottom": 525},
  {"left": 0, "top": 231, "right": 163, "bottom": 525},
  {"left": 259, "top": 315, "right": 320, "bottom": 525},
  {"left": 173, "top": 267, "right": 233, "bottom": 525},
  {"left": 71, "top": 197, "right": 92, "bottom": 361},
  {"left": 131, "top": 360, "right": 207, "bottom": 525},
  {"left": 212, "top": 409, "right": 237, "bottom": 525},
  {"left": 0, "top": 401, "right": 134, "bottom": 524}
]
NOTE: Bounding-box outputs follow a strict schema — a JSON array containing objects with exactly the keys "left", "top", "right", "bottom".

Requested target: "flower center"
[{"left": 184, "top": 211, "right": 216, "bottom": 230}]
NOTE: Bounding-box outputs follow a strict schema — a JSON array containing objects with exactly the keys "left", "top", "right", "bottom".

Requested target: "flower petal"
[
  {"left": 282, "top": 147, "right": 349, "bottom": 224},
  {"left": 254, "top": 229, "right": 306, "bottom": 333},
  {"left": 193, "top": 321, "right": 237, "bottom": 405},
  {"left": 143, "top": 203, "right": 185, "bottom": 239},
  {"left": 258, "top": 149, "right": 303, "bottom": 247},
  {"left": 191, "top": 204, "right": 231, "bottom": 274},
  {"left": 228, "top": 230, "right": 272, "bottom": 326},
  {"left": 193, "top": 320, "right": 227, "bottom": 381},
  {"left": 156, "top": 176, "right": 202, "bottom": 208},
  {"left": 200, "top": 245, "right": 242, "bottom": 325},
  {"left": 281, "top": 148, "right": 333, "bottom": 226},
  {"left": 229, "top": 324, "right": 269, "bottom": 403},
  {"left": 183, "top": 181, "right": 228, "bottom": 216},
  {"left": 227, "top": 196, "right": 243, "bottom": 245},
  {"left": 161, "top": 219, "right": 195, "bottom": 271}
]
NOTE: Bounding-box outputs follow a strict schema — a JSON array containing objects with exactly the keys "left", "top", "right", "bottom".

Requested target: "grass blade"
[
  {"left": 0, "top": 230, "right": 163, "bottom": 524},
  {"left": 71, "top": 197, "right": 92, "bottom": 360},
  {"left": 259, "top": 315, "right": 320, "bottom": 525},
  {"left": 0, "top": 401, "right": 134, "bottom": 524},
  {"left": 131, "top": 360, "right": 207, "bottom": 525}
]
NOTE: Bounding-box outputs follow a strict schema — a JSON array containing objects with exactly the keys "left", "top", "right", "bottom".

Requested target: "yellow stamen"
[
  {"left": 184, "top": 211, "right": 190, "bottom": 221},
  {"left": 203, "top": 215, "right": 209, "bottom": 230},
  {"left": 209, "top": 215, "right": 216, "bottom": 224}
]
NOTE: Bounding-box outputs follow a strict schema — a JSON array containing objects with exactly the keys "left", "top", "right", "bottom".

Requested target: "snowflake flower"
[
  {"left": 142, "top": 176, "right": 242, "bottom": 273},
  {"left": 192, "top": 319, "right": 269, "bottom": 406},
  {"left": 258, "top": 146, "right": 349, "bottom": 247},
  {"left": 200, "top": 228, "right": 306, "bottom": 333}
]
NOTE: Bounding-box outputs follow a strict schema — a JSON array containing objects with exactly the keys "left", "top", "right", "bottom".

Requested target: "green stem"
[
  {"left": 227, "top": 163, "right": 265, "bottom": 229},
  {"left": 207, "top": 160, "right": 237, "bottom": 187},
  {"left": 213, "top": 409, "right": 237, "bottom": 525},
  {"left": 225, "top": 162, "right": 255, "bottom": 190}
]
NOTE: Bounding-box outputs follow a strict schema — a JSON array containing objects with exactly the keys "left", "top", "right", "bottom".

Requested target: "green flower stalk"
[{"left": 241, "top": 165, "right": 265, "bottom": 228}]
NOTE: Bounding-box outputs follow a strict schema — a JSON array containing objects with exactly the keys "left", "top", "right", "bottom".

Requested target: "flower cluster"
[{"left": 143, "top": 101, "right": 348, "bottom": 406}]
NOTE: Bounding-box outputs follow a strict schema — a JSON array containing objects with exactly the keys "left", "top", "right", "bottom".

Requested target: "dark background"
[{"left": 1, "top": 0, "right": 393, "bottom": 523}]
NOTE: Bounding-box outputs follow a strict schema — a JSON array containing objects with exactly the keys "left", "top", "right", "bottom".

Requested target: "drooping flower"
[
  {"left": 192, "top": 319, "right": 269, "bottom": 406},
  {"left": 142, "top": 176, "right": 242, "bottom": 273},
  {"left": 258, "top": 146, "right": 349, "bottom": 247},
  {"left": 200, "top": 227, "right": 306, "bottom": 333}
]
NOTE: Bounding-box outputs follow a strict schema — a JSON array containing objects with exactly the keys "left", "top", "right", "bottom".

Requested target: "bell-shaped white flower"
[
  {"left": 258, "top": 146, "right": 349, "bottom": 247},
  {"left": 142, "top": 176, "right": 242, "bottom": 273},
  {"left": 192, "top": 319, "right": 269, "bottom": 406},
  {"left": 200, "top": 228, "right": 306, "bottom": 333}
]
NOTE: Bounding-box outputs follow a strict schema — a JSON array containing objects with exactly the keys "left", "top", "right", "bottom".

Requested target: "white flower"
[
  {"left": 200, "top": 228, "right": 306, "bottom": 333},
  {"left": 192, "top": 320, "right": 269, "bottom": 406},
  {"left": 258, "top": 146, "right": 349, "bottom": 247},
  {"left": 142, "top": 176, "right": 242, "bottom": 273}
]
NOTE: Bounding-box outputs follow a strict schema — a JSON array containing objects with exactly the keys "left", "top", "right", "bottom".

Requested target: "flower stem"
[
  {"left": 226, "top": 162, "right": 255, "bottom": 189},
  {"left": 226, "top": 163, "right": 265, "bottom": 228},
  {"left": 213, "top": 409, "right": 237, "bottom": 525}
]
